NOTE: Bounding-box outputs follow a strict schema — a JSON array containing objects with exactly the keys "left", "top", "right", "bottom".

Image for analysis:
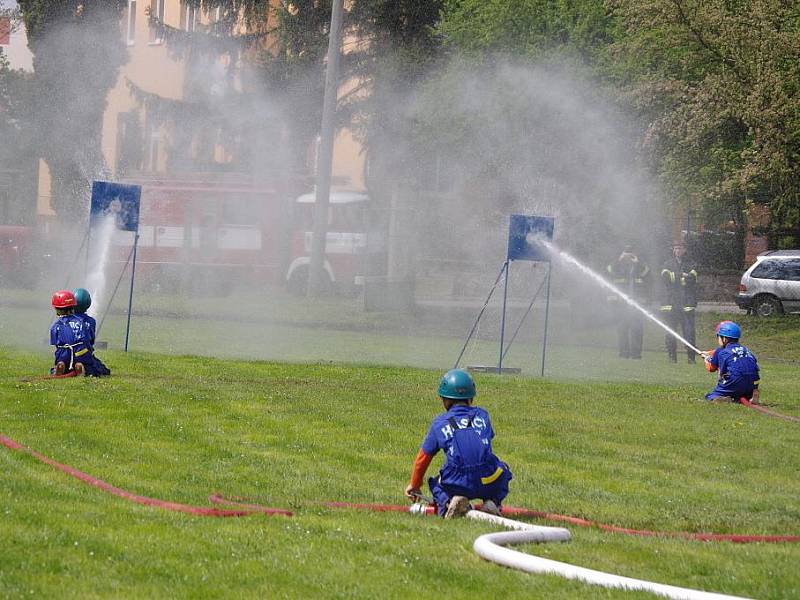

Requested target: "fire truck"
[
  {"left": 286, "top": 190, "right": 377, "bottom": 294},
  {"left": 0, "top": 168, "right": 36, "bottom": 288},
  {"left": 115, "top": 175, "right": 380, "bottom": 293}
]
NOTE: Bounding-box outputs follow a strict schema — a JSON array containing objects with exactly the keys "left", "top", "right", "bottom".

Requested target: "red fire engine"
[{"left": 115, "top": 176, "right": 377, "bottom": 293}]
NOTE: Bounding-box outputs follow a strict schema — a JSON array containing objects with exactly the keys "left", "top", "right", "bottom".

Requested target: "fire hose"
[
  {"left": 0, "top": 434, "right": 291, "bottom": 517},
  {"left": 211, "top": 496, "right": 758, "bottom": 599},
  {"left": 3, "top": 436, "right": 792, "bottom": 598},
  {"left": 466, "top": 510, "right": 748, "bottom": 600},
  {"left": 208, "top": 495, "right": 800, "bottom": 544},
  {"left": 739, "top": 397, "right": 800, "bottom": 423},
  {"left": 4, "top": 433, "right": 796, "bottom": 541}
]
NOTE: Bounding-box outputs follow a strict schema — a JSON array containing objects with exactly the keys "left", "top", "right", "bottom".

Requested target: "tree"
[
  {"left": 17, "top": 0, "right": 128, "bottom": 219},
  {"left": 344, "top": 0, "right": 445, "bottom": 183},
  {"left": 438, "top": 0, "right": 617, "bottom": 65},
  {"left": 0, "top": 52, "right": 38, "bottom": 226},
  {"left": 610, "top": 0, "right": 800, "bottom": 246},
  {"left": 139, "top": 0, "right": 328, "bottom": 177}
]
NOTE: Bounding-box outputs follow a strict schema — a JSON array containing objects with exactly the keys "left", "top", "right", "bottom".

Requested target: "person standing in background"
[
  {"left": 660, "top": 241, "right": 698, "bottom": 363},
  {"left": 607, "top": 245, "right": 651, "bottom": 359}
]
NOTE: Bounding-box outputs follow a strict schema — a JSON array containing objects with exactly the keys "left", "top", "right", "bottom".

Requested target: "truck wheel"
[
  {"left": 753, "top": 295, "right": 782, "bottom": 317},
  {"left": 287, "top": 266, "right": 310, "bottom": 296},
  {"left": 287, "top": 265, "right": 333, "bottom": 295}
]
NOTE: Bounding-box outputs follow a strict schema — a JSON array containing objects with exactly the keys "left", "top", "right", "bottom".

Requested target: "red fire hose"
[
  {"left": 739, "top": 398, "right": 800, "bottom": 423},
  {"left": 0, "top": 434, "right": 292, "bottom": 518},
  {"left": 208, "top": 496, "right": 800, "bottom": 544},
  {"left": 4, "top": 433, "right": 797, "bottom": 542}
]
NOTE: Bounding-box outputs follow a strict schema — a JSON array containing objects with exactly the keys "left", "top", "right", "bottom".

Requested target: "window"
[
  {"left": 144, "top": 114, "right": 161, "bottom": 172},
  {"left": 783, "top": 259, "right": 800, "bottom": 282},
  {"left": 180, "top": 2, "right": 198, "bottom": 32},
  {"left": 126, "top": 1, "right": 137, "bottom": 45},
  {"left": 116, "top": 111, "right": 143, "bottom": 176},
  {"left": 334, "top": 203, "right": 368, "bottom": 232},
  {"left": 148, "top": 0, "right": 165, "bottom": 44},
  {"left": 751, "top": 260, "right": 785, "bottom": 280},
  {"left": 221, "top": 195, "right": 261, "bottom": 226}
]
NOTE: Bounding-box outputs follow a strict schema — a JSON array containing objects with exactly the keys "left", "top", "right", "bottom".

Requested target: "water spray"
[
  {"left": 85, "top": 213, "right": 116, "bottom": 319},
  {"left": 538, "top": 240, "right": 705, "bottom": 357}
]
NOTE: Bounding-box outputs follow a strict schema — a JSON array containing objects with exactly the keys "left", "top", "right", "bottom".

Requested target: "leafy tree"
[
  {"left": 0, "top": 52, "right": 38, "bottom": 225},
  {"left": 344, "top": 0, "right": 445, "bottom": 186},
  {"left": 17, "top": 0, "right": 128, "bottom": 219},
  {"left": 610, "top": 0, "right": 800, "bottom": 246},
  {"left": 439, "top": 0, "right": 617, "bottom": 65},
  {"left": 141, "top": 0, "right": 326, "bottom": 176}
]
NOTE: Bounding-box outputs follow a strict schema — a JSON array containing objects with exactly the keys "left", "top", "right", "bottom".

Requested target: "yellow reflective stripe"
[
  {"left": 606, "top": 265, "right": 614, "bottom": 273},
  {"left": 688, "top": 270, "right": 698, "bottom": 278},
  {"left": 660, "top": 305, "right": 672, "bottom": 311},
  {"left": 74, "top": 348, "right": 89, "bottom": 357},
  {"left": 683, "top": 306, "right": 695, "bottom": 312},
  {"left": 481, "top": 467, "right": 504, "bottom": 485},
  {"left": 613, "top": 278, "right": 626, "bottom": 283}
]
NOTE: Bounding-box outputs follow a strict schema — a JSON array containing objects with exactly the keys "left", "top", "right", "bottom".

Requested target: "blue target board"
[
  {"left": 507, "top": 215, "right": 554, "bottom": 262},
  {"left": 89, "top": 181, "right": 141, "bottom": 232}
]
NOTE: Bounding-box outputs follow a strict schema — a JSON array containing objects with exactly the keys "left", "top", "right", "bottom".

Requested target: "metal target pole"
[
  {"left": 501, "top": 275, "right": 547, "bottom": 362},
  {"left": 454, "top": 261, "right": 510, "bottom": 369},
  {"left": 97, "top": 242, "right": 136, "bottom": 338},
  {"left": 540, "top": 260, "right": 552, "bottom": 377},
  {"left": 498, "top": 260, "right": 510, "bottom": 372},
  {"left": 123, "top": 232, "right": 140, "bottom": 353}
]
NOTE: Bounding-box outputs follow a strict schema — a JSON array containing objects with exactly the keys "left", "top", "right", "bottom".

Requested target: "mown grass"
[{"left": 1, "top": 345, "right": 799, "bottom": 599}]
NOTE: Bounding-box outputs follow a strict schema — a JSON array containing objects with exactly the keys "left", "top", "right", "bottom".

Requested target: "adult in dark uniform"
[
  {"left": 660, "top": 241, "right": 698, "bottom": 363},
  {"left": 607, "top": 245, "right": 651, "bottom": 359}
]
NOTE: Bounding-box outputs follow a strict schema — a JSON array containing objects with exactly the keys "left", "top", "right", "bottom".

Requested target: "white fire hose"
[{"left": 466, "top": 510, "right": 750, "bottom": 600}]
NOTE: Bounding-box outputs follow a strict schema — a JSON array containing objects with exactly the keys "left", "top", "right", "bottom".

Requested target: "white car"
[{"left": 735, "top": 250, "right": 800, "bottom": 316}]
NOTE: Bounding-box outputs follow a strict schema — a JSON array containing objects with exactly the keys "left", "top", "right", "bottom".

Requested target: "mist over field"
[{"left": 2, "top": 0, "right": 782, "bottom": 375}]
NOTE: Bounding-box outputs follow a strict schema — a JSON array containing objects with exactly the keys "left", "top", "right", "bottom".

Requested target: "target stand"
[
  {"left": 88, "top": 181, "right": 142, "bottom": 352},
  {"left": 456, "top": 215, "right": 555, "bottom": 376}
]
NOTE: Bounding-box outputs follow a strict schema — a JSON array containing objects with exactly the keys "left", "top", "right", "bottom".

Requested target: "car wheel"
[{"left": 753, "top": 295, "right": 783, "bottom": 317}]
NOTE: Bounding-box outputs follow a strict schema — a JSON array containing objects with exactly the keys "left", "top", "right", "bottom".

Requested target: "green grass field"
[{"left": 2, "top": 307, "right": 800, "bottom": 599}]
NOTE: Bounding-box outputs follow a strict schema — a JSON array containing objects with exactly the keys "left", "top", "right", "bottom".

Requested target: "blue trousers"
[
  {"left": 705, "top": 379, "right": 755, "bottom": 401},
  {"left": 428, "top": 463, "right": 512, "bottom": 517},
  {"left": 54, "top": 347, "right": 110, "bottom": 377}
]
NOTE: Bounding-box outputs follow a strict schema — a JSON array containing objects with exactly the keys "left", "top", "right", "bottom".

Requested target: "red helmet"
[{"left": 52, "top": 290, "right": 77, "bottom": 309}]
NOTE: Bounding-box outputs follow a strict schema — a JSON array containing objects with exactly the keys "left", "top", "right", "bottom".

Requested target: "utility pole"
[{"left": 307, "top": 0, "right": 344, "bottom": 296}]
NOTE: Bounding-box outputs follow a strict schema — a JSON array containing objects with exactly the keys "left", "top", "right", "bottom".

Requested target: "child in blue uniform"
[
  {"left": 50, "top": 290, "right": 110, "bottom": 377},
  {"left": 703, "top": 321, "right": 759, "bottom": 403},
  {"left": 405, "top": 369, "right": 512, "bottom": 518},
  {"left": 73, "top": 288, "right": 97, "bottom": 346}
]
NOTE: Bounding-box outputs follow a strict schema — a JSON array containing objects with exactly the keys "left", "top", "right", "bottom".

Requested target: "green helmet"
[
  {"left": 438, "top": 369, "right": 476, "bottom": 400},
  {"left": 73, "top": 288, "right": 92, "bottom": 313}
]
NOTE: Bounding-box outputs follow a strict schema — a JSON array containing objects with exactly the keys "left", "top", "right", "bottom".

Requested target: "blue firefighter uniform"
[
  {"left": 705, "top": 343, "right": 759, "bottom": 401},
  {"left": 420, "top": 404, "right": 512, "bottom": 516},
  {"left": 80, "top": 313, "right": 97, "bottom": 346},
  {"left": 50, "top": 314, "right": 110, "bottom": 376}
]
